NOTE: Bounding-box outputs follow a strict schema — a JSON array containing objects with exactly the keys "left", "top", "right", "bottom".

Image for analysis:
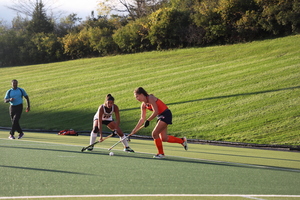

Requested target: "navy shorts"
[{"left": 157, "top": 109, "right": 172, "bottom": 125}]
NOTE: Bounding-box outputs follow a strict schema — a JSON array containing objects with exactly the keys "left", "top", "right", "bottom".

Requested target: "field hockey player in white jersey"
[{"left": 88, "top": 94, "right": 134, "bottom": 152}]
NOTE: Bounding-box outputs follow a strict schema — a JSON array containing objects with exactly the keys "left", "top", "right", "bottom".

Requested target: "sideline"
[{"left": 1, "top": 127, "right": 299, "bottom": 151}]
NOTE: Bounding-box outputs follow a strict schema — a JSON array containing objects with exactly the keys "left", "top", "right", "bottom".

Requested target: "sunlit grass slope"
[{"left": 0, "top": 35, "right": 299, "bottom": 145}]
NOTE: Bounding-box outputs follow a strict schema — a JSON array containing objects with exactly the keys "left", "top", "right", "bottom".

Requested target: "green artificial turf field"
[{"left": 0, "top": 130, "right": 299, "bottom": 200}]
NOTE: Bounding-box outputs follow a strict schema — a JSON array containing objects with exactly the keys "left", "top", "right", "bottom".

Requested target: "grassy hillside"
[{"left": 1, "top": 35, "right": 299, "bottom": 145}]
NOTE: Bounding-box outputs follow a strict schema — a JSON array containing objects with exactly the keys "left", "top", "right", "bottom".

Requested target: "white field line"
[
  {"left": 241, "top": 195, "right": 266, "bottom": 200},
  {"left": 0, "top": 194, "right": 300, "bottom": 199}
]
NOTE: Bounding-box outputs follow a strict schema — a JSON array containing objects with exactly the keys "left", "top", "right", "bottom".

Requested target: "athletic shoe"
[
  {"left": 153, "top": 154, "right": 165, "bottom": 159},
  {"left": 124, "top": 147, "right": 135, "bottom": 153},
  {"left": 182, "top": 137, "right": 188, "bottom": 150},
  {"left": 18, "top": 133, "right": 24, "bottom": 139},
  {"left": 8, "top": 135, "right": 15, "bottom": 139},
  {"left": 86, "top": 147, "right": 93, "bottom": 151}
]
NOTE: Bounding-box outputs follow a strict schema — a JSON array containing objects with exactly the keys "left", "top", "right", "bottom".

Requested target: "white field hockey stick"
[
  {"left": 81, "top": 133, "right": 115, "bottom": 152},
  {"left": 108, "top": 125, "right": 144, "bottom": 151}
]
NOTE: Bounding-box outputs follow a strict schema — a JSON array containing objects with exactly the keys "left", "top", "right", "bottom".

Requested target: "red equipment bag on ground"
[{"left": 58, "top": 129, "right": 78, "bottom": 136}]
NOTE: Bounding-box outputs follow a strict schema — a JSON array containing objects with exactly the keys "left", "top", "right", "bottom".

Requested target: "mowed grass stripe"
[
  {"left": 199, "top": 58, "right": 298, "bottom": 92},
  {"left": 157, "top": 54, "right": 299, "bottom": 100}
]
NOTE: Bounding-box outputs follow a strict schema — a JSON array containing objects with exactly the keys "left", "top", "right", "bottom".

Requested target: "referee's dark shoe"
[{"left": 18, "top": 133, "right": 24, "bottom": 139}]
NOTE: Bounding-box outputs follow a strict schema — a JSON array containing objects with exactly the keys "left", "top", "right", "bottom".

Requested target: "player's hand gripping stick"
[{"left": 108, "top": 125, "right": 144, "bottom": 151}]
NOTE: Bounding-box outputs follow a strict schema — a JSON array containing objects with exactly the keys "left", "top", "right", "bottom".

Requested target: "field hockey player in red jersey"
[
  {"left": 88, "top": 94, "right": 134, "bottom": 152},
  {"left": 131, "top": 87, "right": 188, "bottom": 158}
]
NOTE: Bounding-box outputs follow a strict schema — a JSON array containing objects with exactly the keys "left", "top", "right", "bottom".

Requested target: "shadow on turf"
[
  {"left": 0, "top": 165, "right": 95, "bottom": 176},
  {"left": 0, "top": 144, "right": 97, "bottom": 176},
  {"left": 0, "top": 145, "right": 88, "bottom": 156}
]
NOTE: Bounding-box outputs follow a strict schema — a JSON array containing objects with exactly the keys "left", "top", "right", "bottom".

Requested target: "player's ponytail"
[
  {"left": 104, "top": 94, "right": 114, "bottom": 104},
  {"left": 134, "top": 87, "right": 149, "bottom": 96}
]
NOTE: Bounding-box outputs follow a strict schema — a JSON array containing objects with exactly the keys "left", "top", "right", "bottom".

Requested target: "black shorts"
[
  {"left": 102, "top": 120, "right": 113, "bottom": 125},
  {"left": 94, "top": 119, "right": 113, "bottom": 125},
  {"left": 157, "top": 109, "right": 172, "bottom": 125},
  {"left": 93, "top": 120, "right": 113, "bottom": 132}
]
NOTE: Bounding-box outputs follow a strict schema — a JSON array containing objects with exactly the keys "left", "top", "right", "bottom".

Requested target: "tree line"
[{"left": 0, "top": 0, "right": 299, "bottom": 67}]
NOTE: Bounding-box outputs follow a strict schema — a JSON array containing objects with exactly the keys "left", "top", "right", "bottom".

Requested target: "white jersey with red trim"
[{"left": 93, "top": 104, "right": 114, "bottom": 121}]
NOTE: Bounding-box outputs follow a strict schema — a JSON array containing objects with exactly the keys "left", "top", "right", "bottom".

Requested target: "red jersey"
[{"left": 145, "top": 97, "right": 168, "bottom": 115}]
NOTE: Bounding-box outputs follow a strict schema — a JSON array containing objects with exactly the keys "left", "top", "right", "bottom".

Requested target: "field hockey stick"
[
  {"left": 108, "top": 125, "right": 144, "bottom": 151},
  {"left": 81, "top": 133, "right": 115, "bottom": 152}
]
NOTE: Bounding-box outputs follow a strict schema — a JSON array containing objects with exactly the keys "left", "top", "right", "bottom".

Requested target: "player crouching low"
[{"left": 88, "top": 94, "right": 134, "bottom": 152}]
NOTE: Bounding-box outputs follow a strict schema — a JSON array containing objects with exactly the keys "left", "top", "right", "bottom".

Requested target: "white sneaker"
[
  {"left": 182, "top": 137, "right": 188, "bottom": 150},
  {"left": 153, "top": 154, "right": 165, "bottom": 159},
  {"left": 8, "top": 135, "right": 15, "bottom": 139},
  {"left": 124, "top": 147, "right": 135, "bottom": 153}
]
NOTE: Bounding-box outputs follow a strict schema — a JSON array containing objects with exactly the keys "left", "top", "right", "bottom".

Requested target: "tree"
[
  {"left": 113, "top": 17, "right": 151, "bottom": 52},
  {"left": 26, "top": 0, "right": 54, "bottom": 34},
  {"left": 97, "top": 0, "right": 168, "bottom": 20},
  {"left": 31, "top": 32, "right": 63, "bottom": 62},
  {"left": 88, "top": 26, "right": 118, "bottom": 55},
  {"left": 6, "top": 0, "right": 61, "bottom": 19},
  {"left": 256, "top": 0, "right": 300, "bottom": 35},
  {"left": 55, "top": 13, "right": 82, "bottom": 37},
  {"left": 0, "top": 26, "right": 23, "bottom": 66},
  {"left": 11, "top": 15, "right": 30, "bottom": 33},
  {"left": 147, "top": 7, "right": 191, "bottom": 49},
  {"left": 61, "top": 29, "right": 96, "bottom": 59},
  {"left": 216, "top": 0, "right": 259, "bottom": 42}
]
